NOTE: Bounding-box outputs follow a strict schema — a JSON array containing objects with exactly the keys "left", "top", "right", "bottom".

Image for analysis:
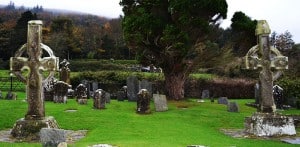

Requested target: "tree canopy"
[{"left": 120, "top": 0, "right": 228, "bottom": 100}]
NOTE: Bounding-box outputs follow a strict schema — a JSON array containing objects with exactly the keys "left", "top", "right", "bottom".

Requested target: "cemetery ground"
[{"left": 0, "top": 92, "right": 299, "bottom": 147}]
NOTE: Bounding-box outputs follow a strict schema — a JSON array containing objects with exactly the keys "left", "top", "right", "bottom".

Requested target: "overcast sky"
[{"left": 1, "top": 0, "right": 300, "bottom": 43}]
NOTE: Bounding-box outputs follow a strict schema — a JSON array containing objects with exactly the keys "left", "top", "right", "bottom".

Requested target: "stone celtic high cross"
[
  {"left": 245, "top": 20, "right": 288, "bottom": 113},
  {"left": 10, "top": 20, "right": 58, "bottom": 120}
]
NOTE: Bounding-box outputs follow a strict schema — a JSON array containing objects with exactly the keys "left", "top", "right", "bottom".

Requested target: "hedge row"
[
  {"left": 68, "top": 60, "right": 139, "bottom": 72},
  {"left": 70, "top": 71, "right": 256, "bottom": 99}
]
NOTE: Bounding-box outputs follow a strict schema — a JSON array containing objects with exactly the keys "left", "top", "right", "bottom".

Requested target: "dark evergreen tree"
[
  {"left": 230, "top": 11, "right": 257, "bottom": 56},
  {"left": 120, "top": 0, "right": 228, "bottom": 100},
  {"left": 10, "top": 11, "right": 38, "bottom": 57}
]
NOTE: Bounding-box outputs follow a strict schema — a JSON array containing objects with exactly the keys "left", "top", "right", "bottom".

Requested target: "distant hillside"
[{"left": 0, "top": 6, "right": 110, "bottom": 27}]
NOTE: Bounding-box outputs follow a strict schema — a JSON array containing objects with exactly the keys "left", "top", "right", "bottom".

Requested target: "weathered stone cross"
[
  {"left": 10, "top": 20, "right": 58, "bottom": 120},
  {"left": 245, "top": 20, "right": 288, "bottom": 113}
]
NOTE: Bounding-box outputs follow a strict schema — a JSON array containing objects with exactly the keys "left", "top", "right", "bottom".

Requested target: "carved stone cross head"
[
  {"left": 244, "top": 20, "right": 288, "bottom": 113},
  {"left": 10, "top": 20, "right": 58, "bottom": 120}
]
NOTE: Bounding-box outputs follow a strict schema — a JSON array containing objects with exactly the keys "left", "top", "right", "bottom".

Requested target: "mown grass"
[{"left": 0, "top": 94, "right": 298, "bottom": 147}]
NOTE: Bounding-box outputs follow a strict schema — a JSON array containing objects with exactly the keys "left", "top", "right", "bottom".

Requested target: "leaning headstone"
[
  {"left": 93, "top": 89, "right": 106, "bottom": 109},
  {"left": 75, "top": 84, "right": 88, "bottom": 104},
  {"left": 153, "top": 94, "right": 168, "bottom": 112},
  {"left": 201, "top": 90, "right": 210, "bottom": 99},
  {"left": 273, "top": 85, "right": 284, "bottom": 109},
  {"left": 227, "top": 102, "right": 239, "bottom": 112},
  {"left": 243, "top": 20, "right": 295, "bottom": 136},
  {"left": 136, "top": 89, "right": 151, "bottom": 114},
  {"left": 218, "top": 97, "right": 229, "bottom": 105},
  {"left": 40, "top": 128, "right": 66, "bottom": 147},
  {"left": 10, "top": 20, "right": 59, "bottom": 141},
  {"left": 53, "top": 81, "right": 70, "bottom": 103},
  {"left": 127, "top": 76, "right": 139, "bottom": 101}
]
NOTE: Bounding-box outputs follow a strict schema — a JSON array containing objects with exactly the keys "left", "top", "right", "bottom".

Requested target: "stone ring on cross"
[{"left": 10, "top": 20, "right": 59, "bottom": 83}]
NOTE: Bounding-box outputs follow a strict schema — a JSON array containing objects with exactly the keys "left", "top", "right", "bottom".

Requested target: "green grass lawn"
[{"left": 0, "top": 94, "right": 299, "bottom": 147}]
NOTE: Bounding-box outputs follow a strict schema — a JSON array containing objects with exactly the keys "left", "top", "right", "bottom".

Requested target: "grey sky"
[{"left": 1, "top": 0, "right": 300, "bottom": 43}]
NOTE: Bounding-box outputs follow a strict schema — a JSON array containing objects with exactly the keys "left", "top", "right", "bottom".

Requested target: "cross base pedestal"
[
  {"left": 11, "top": 116, "right": 59, "bottom": 141},
  {"left": 245, "top": 112, "right": 296, "bottom": 137}
]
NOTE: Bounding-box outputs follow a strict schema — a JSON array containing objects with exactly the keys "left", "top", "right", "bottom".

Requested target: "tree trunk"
[{"left": 164, "top": 72, "right": 186, "bottom": 100}]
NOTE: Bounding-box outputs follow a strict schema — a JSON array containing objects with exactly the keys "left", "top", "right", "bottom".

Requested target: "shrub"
[{"left": 276, "top": 77, "right": 300, "bottom": 106}]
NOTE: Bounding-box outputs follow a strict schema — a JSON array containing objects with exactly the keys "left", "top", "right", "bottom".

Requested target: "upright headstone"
[
  {"left": 153, "top": 94, "right": 168, "bottom": 112},
  {"left": 117, "top": 86, "right": 127, "bottom": 101},
  {"left": 5, "top": 91, "right": 17, "bottom": 100},
  {"left": 140, "top": 79, "right": 152, "bottom": 96},
  {"left": 59, "top": 59, "right": 70, "bottom": 85},
  {"left": 136, "top": 89, "right": 151, "bottom": 114},
  {"left": 254, "top": 83, "right": 260, "bottom": 104},
  {"left": 75, "top": 84, "right": 88, "bottom": 104},
  {"left": 201, "top": 90, "right": 210, "bottom": 99},
  {"left": 10, "top": 20, "right": 59, "bottom": 141},
  {"left": 53, "top": 81, "right": 69, "bottom": 103},
  {"left": 127, "top": 76, "right": 139, "bottom": 101},
  {"left": 81, "top": 80, "right": 90, "bottom": 98},
  {"left": 93, "top": 89, "right": 106, "bottom": 109},
  {"left": 273, "top": 85, "right": 284, "bottom": 109},
  {"left": 218, "top": 97, "right": 229, "bottom": 105},
  {"left": 244, "top": 20, "right": 295, "bottom": 136},
  {"left": 105, "top": 92, "right": 111, "bottom": 103},
  {"left": 43, "top": 76, "right": 57, "bottom": 101},
  {"left": 227, "top": 102, "right": 239, "bottom": 112}
]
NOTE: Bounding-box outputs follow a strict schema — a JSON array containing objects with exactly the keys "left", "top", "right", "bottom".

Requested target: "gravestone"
[
  {"left": 127, "top": 76, "right": 139, "bottom": 101},
  {"left": 218, "top": 97, "right": 229, "bottom": 105},
  {"left": 93, "top": 89, "right": 106, "bottom": 109},
  {"left": 244, "top": 20, "right": 295, "bottom": 136},
  {"left": 105, "top": 92, "right": 111, "bottom": 103},
  {"left": 75, "top": 84, "right": 88, "bottom": 104},
  {"left": 53, "top": 81, "right": 70, "bottom": 103},
  {"left": 227, "top": 102, "right": 239, "bottom": 112},
  {"left": 136, "top": 89, "right": 151, "bottom": 114},
  {"left": 254, "top": 83, "right": 260, "bottom": 104},
  {"left": 81, "top": 80, "right": 90, "bottom": 98},
  {"left": 153, "top": 94, "right": 168, "bottom": 112},
  {"left": 67, "top": 87, "right": 74, "bottom": 98},
  {"left": 59, "top": 59, "right": 71, "bottom": 84},
  {"left": 5, "top": 91, "right": 17, "bottom": 100},
  {"left": 140, "top": 79, "right": 152, "bottom": 96},
  {"left": 10, "top": 20, "right": 59, "bottom": 141},
  {"left": 40, "top": 128, "right": 66, "bottom": 147},
  {"left": 43, "top": 76, "right": 57, "bottom": 101},
  {"left": 273, "top": 85, "right": 284, "bottom": 109},
  {"left": 117, "top": 91, "right": 126, "bottom": 101},
  {"left": 91, "top": 82, "right": 98, "bottom": 93},
  {"left": 201, "top": 90, "right": 210, "bottom": 99},
  {"left": 117, "top": 86, "right": 127, "bottom": 101}
]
